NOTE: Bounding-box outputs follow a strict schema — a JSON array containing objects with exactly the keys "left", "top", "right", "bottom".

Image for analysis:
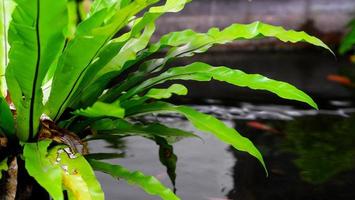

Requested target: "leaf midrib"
[{"left": 29, "top": 0, "right": 41, "bottom": 139}]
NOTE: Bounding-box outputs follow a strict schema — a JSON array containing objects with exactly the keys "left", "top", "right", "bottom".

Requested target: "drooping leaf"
[
  {"left": 23, "top": 140, "right": 63, "bottom": 200},
  {"left": 92, "top": 0, "right": 191, "bottom": 79},
  {"left": 0, "top": 96, "right": 14, "bottom": 137},
  {"left": 0, "top": 0, "right": 15, "bottom": 97},
  {"left": 48, "top": 145, "right": 105, "bottom": 200},
  {"left": 92, "top": 22, "right": 156, "bottom": 81},
  {"left": 155, "top": 136, "right": 177, "bottom": 190},
  {"left": 0, "top": 157, "right": 8, "bottom": 179},
  {"left": 6, "top": 0, "right": 68, "bottom": 140},
  {"left": 70, "top": 21, "right": 156, "bottom": 108},
  {"left": 102, "top": 21, "right": 332, "bottom": 102},
  {"left": 46, "top": 0, "right": 158, "bottom": 121},
  {"left": 125, "top": 101, "right": 267, "bottom": 173},
  {"left": 72, "top": 100, "right": 124, "bottom": 118},
  {"left": 89, "top": 159, "right": 180, "bottom": 200},
  {"left": 73, "top": 0, "right": 191, "bottom": 108},
  {"left": 119, "top": 62, "right": 317, "bottom": 109},
  {"left": 89, "top": 118, "right": 198, "bottom": 144}
]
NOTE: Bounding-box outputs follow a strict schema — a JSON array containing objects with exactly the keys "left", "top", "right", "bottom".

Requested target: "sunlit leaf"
[
  {"left": 102, "top": 21, "right": 332, "bottom": 102},
  {"left": 126, "top": 101, "right": 267, "bottom": 173},
  {"left": 46, "top": 0, "right": 158, "bottom": 120},
  {"left": 74, "top": 0, "right": 191, "bottom": 107},
  {"left": 0, "top": 0, "right": 15, "bottom": 97},
  {"left": 48, "top": 145, "right": 104, "bottom": 200},
  {"left": 73, "top": 100, "right": 124, "bottom": 118},
  {"left": 120, "top": 84, "right": 188, "bottom": 109},
  {"left": 89, "top": 159, "right": 180, "bottom": 200},
  {"left": 71, "top": 21, "right": 156, "bottom": 108},
  {"left": 6, "top": 0, "right": 68, "bottom": 140},
  {"left": 145, "top": 84, "right": 188, "bottom": 99},
  {"left": 119, "top": 62, "right": 317, "bottom": 109},
  {"left": 90, "top": 0, "right": 131, "bottom": 16},
  {"left": 23, "top": 140, "right": 63, "bottom": 200}
]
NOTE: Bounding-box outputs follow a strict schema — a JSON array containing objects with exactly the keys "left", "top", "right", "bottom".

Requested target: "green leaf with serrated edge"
[
  {"left": 23, "top": 140, "right": 63, "bottom": 200},
  {"left": 102, "top": 21, "right": 332, "bottom": 102},
  {"left": 89, "top": 159, "right": 180, "bottom": 200},
  {"left": 89, "top": 118, "right": 198, "bottom": 144},
  {"left": 125, "top": 101, "right": 267, "bottom": 174},
  {"left": 6, "top": 0, "right": 68, "bottom": 140},
  {"left": 46, "top": 0, "right": 158, "bottom": 121},
  {"left": 48, "top": 145, "right": 104, "bottom": 200},
  {"left": 0, "top": 157, "right": 8, "bottom": 179},
  {"left": 0, "top": 96, "right": 14, "bottom": 137},
  {"left": 0, "top": 0, "right": 15, "bottom": 97},
  {"left": 118, "top": 62, "right": 317, "bottom": 109},
  {"left": 72, "top": 100, "right": 124, "bottom": 118}
]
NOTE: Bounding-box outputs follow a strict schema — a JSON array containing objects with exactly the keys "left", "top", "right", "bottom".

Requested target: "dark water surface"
[{"left": 89, "top": 101, "right": 355, "bottom": 200}]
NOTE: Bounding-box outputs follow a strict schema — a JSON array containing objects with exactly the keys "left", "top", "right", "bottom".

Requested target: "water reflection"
[
  {"left": 89, "top": 102, "right": 355, "bottom": 200},
  {"left": 283, "top": 115, "right": 355, "bottom": 184},
  {"left": 228, "top": 111, "right": 355, "bottom": 200}
]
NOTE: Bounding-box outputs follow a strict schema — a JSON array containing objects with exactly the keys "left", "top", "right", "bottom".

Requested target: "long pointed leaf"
[
  {"left": 73, "top": 0, "right": 191, "bottom": 108},
  {"left": 0, "top": 0, "right": 15, "bottom": 97},
  {"left": 6, "top": 0, "right": 68, "bottom": 140},
  {"left": 119, "top": 62, "right": 317, "bottom": 109},
  {"left": 89, "top": 118, "right": 198, "bottom": 143},
  {"left": 103, "top": 21, "right": 332, "bottom": 102},
  {"left": 71, "top": 21, "right": 156, "bottom": 108},
  {"left": 89, "top": 159, "right": 180, "bottom": 200},
  {"left": 125, "top": 101, "right": 267, "bottom": 173},
  {"left": 46, "top": 0, "right": 158, "bottom": 121}
]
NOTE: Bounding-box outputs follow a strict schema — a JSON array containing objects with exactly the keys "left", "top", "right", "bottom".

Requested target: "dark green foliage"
[
  {"left": 283, "top": 115, "right": 355, "bottom": 184},
  {"left": 340, "top": 19, "right": 355, "bottom": 54}
]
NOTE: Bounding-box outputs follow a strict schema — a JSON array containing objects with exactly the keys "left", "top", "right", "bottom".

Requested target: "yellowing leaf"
[{"left": 48, "top": 145, "right": 104, "bottom": 200}]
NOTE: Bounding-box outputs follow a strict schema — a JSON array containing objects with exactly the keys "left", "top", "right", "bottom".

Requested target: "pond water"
[{"left": 89, "top": 100, "right": 355, "bottom": 200}]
